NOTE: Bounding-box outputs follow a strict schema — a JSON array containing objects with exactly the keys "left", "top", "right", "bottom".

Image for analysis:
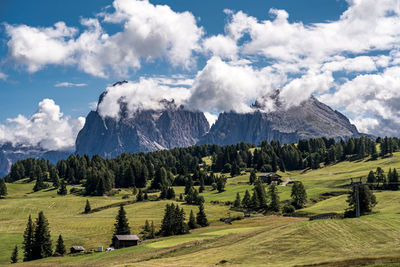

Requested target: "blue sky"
[
  {"left": 0, "top": 0, "right": 400, "bottom": 150},
  {"left": 0, "top": 0, "right": 347, "bottom": 121}
]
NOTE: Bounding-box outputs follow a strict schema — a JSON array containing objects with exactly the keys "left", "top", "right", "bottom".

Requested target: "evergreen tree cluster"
[
  {"left": 23, "top": 212, "right": 53, "bottom": 261},
  {"left": 239, "top": 179, "right": 281, "bottom": 213},
  {"left": 366, "top": 167, "right": 399, "bottom": 190},
  {"left": 160, "top": 203, "right": 188, "bottom": 236},
  {"left": 0, "top": 178, "right": 7, "bottom": 198}
]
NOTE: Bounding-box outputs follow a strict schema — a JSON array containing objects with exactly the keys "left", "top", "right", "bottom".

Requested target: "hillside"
[{"left": 2, "top": 151, "right": 400, "bottom": 266}]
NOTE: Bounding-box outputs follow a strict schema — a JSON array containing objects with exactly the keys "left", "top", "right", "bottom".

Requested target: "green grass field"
[{"left": 2, "top": 152, "right": 400, "bottom": 266}]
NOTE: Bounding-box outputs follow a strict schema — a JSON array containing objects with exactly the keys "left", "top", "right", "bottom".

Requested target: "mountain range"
[{"left": 0, "top": 83, "right": 362, "bottom": 176}]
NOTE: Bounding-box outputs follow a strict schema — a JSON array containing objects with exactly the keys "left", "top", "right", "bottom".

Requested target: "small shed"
[
  {"left": 70, "top": 246, "right": 85, "bottom": 254},
  {"left": 257, "top": 173, "right": 283, "bottom": 184},
  {"left": 115, "top": 235, "right": 140, "bottom": 249}
]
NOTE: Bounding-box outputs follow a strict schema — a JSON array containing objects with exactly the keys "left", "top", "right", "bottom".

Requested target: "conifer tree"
[
  {"left": 268, "top": 184, "right": 280, "bottom": 212},
  {"left": 216, "top": 176, "right": 226, "bottom": 193},
  {"left": 199, "top": 178, "right": 205, "bottom": 193},
  {"left": 10, "top": 245, "right": 18, "bottom": 264},
  {"left": 188, "top": 210, "right": 197, "bottom": 229},
  {"left": 233, "top": 192, "right": 241, "bottom": 208},
  {"left": 389, "top": 168, "right": 399, "bottom": 190},
  {"left": 196, "top": 202, "right": 209, "bottom": 227},
  {"left": 160, "top": 203, "right": 188, "bottom": 236},
  {"left": 57, "top": 180, "right": 67, "bottom": 195},
  {"left": 253, "top": 179, "right": 267, "bottom": 210},
  {"left": 23, "top": 215, "right": 35, "bottom": 261},
  {"left": 291, "top": 181, "right": 307, "bottom": 209},
  {"left": 144, "top": 192, "right": 149, "bottom": 200},
  {"left": 150, "top": 221, "right": 155, "bottom": 239},
  {"left": 32, "top": 211, "right": 52, "bottom": 260},
  {"left": 55, "top": 235, "right": 66, "bottom": 256},
  {"left": 345, "top": 185, "right": 377, "bottom": 217},
  {"left": 249, "top": 170, "right": 257, "bottom": 185},
  {"left": 112, "top": 205, "right": 131, "bottom": 245},
  {"left": 166, "top": 187, "right": 175, "bottom": 199},
  {"left": 136, "top": 189, "right": 144, "bottom": 202},
  {"left": 367, "top": 170, "right": 376, "bottom": 184},
  {"left": 0, "top": 178, "right": 7, "bottom": 198},
  {"left": 242, "top": 190, "right": 252, "bottom": 210},
  {"left": 132, "top": 186, "right": 138, "bottom": 195},
  {"left": 33, "top": 175, "right": 46, "bottom": 192},
  {"left": 84, "top": 199, "right": 91, "bottom": 214}
]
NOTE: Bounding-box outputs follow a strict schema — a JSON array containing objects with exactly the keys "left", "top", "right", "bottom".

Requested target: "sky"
[{"left": 0, "top": 0, "right": 400, "bottom": 151}]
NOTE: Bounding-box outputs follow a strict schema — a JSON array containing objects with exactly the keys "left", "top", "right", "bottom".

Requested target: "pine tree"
[
  {"left": 367, "top": 170, "right": 376, "bottom": 184},
  {"left": 249, "top": 170, "right": 256, "bottom": 185},
  {"left": 253, "top": 179, "right": 267, "bottom": 210},
  {"left": 233, "top": 192, "right": 241, "bottom": 208},
  {"left": 23, "top": 215, "right": 35, "bottom": 261},
  {"left": 242, "top": 190, "right": 252, "bottom": 210},
  {"left": 268, "top": 184, "right": 280, "bottom": 212},
  {"left": 55, "top": 235, "right": 66, "bottom": 256},
  {"left": 216, "top": 176, "right": 226, "bottom": 193},
  {"left": 188, "top": 210, "right": 197, "bottom": 229},
  {"left": 144, "top": 192, "right": 149, "bottom": 200},
  {"left": 136, "top": 189, "right": 144, "bottom": 202},
  {"left": 291, "top": 181, "right": 307, "bottom": 209},
  {"left": 150, "top": 221, "right": 155, "bottom": 239},
  {"left": 112, "top": 205, "right": 131, "bottom": 246},
  {"left": 166, "top": 187, "right": 175, "bottom": 199},
  {"left": 33, "top": 174, "right": 46, "bottom": 192},
  {"left": 132, "top": 186, "right": 138, "bottom": 195},
  {"left": 32, "top": 211, "right": 52, "bottom": 260},
  {"left": 389, "top": 168, "right": 399, "bottom": 190},
  {"left": 10, "top": 245, "right": 18, "bottom": 263},
  {"left": 0, "top": 178, "right": 7, "bottom": 198},
  {"left": 196, "top": 202, "right": 209, "bottom": 227},
  {"left": 345, "top": 185, "right": 377, "bottom": 217},
  {"left": 199, "top": 178, "right": 205, "bottom": 193},
  {"left": 84, "top": 199, "right": 91, "bottom": 214},
  {"left": 57, "top": 180, "right": 67, "bottom": 195}
]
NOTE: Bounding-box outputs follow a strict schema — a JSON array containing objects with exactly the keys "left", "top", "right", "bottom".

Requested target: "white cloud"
[
  {"left": 0, "top": 72, "right": 7, "bottom": 80},
  {"left": 5, "top": 0, "right": 203, "bottom": 77},
  {"left": 0, "top": 99, "right": 85, "bottom": 151},
  {"left": 55, "top": 82, "right": 87, "bottom": 87},
  {"left": 98, "top": 78, "right": 191, "bottom": 118},
  {"left": 203, "top": 34, "right": 238, "bottom": 59}
]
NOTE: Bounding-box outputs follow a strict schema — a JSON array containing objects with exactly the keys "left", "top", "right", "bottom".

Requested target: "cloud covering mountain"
[{"left": 2, "top": 0, "right": 400, "bottom": 149}]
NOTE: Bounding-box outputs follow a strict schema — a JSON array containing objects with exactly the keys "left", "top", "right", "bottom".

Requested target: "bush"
[
  {"left": 69, "top": 187, "right": 84, "bottom": 195},
  {"left": 283, "top": 204, "right": 295, "bottom": 214},
  {"left": 122, "top": 194, "right": 130, "bottom": 199}
]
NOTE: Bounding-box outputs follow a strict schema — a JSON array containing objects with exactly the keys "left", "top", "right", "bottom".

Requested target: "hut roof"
[
  {"left": 71, "top": 246, "right": 85, "bottom": 251},
  {"left": 115, "top": 235, "right": 140, "bottom": 241}
]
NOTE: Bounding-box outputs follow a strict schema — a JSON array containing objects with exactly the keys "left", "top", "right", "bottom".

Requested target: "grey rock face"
[
  {"left": 198, "top": 97, "right": 360, "bottom": 146},
  {"left": 75, "top": 97, "right": 210, "bottom": 158}
]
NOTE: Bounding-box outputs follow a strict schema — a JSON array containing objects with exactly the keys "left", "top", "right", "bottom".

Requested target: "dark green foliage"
[
  {"left": 233, "top": 192, "right": 241, "bottom": 208},
  {"left": 160, "top": 203, "right": 188, "bottom": 236},
  {"left": 268, "top": 184, "right": 280, "bottom": 212},
  {"left": 10, "top": 245, "right": 18, "bottom": 263},
  {"left": 291, "top": 181, "right": 307, "bottom": 209},
  {"left": 282, "top": 204, "right": 295, "bottom": 214},
  {"left": 196, "top": 202, "right": 209, "bottom": 227},
  {"left": 140, "top": 220, "right": 155, "bottom": 240},
  {"left": 33, "top": 174, "right": 47, "bottom": 192},
  {"left": 252, "top": 179, "right": 267, "bottom": 211},
  {"left": 55, "top": 235, "right": 66, "bottom": 256},
  {"left": 32, "top": 211, "right": 52, "bottom": 260},
  {"left": 23, "top": 215, "right": 35, "bottom": 261},
  {"left": 367, "top": 171, "right": 376, "bottom": 183},
  {"left": 57, "top": 179, "right": 67, "bottom": 195},
  {"left": 144, "top": 192, "right": 148, "bottom": 200},
  {"left": 388, "top": 168, "right": 399, "bottom": 190},
  {"left": 0, "top": 178, "right": 7, "bottom": 198},
  {"left": 230, "top": 162, "right": 240, "bottom": 177},
  {"left": 188, "top": 210, "right": 198, "bottom": 229},
  {"left": 132, "top": 186, "right": 137, "bottom": 195},
  {"left": 136, "top": 189, "right": 144, "bottom": 202},
  {"left": 242, "top": 190, "right": 252, "bottom": 210},
  {"left": 151, "top": 167, "right": 169, "bottom": 189},
  {"left": 160, "top": 187, "right": 176, "bottom": 200},
  {"left": 185, "top": 187, "right": 204, "bottom": 205},
  {"left": 84, "top": 199, "right": 91, "bottom": 214},
  {"left": 112, "top": 205, "right": 131, "bottom": 246},
  {"left": 216, "top": 176, "right": 226, "bottom": 193},
  {"left": 345, "top": 185, "right": 377, "bottom": 217},
  {"left": 249, "top": 170, "right": 256, "bottom": 185}
]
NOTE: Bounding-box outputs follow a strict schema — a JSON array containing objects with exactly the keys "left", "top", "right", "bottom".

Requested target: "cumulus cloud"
[
  {"left": 0, "top": 99, "right": 85, "bottom": 151},
  {"left": 319, "top": 66, "right": 400, "bottom": 136},
  {"left": 55, "top": 82, "right": 87, "bottom": 87},
  {"left": 5, "top": 0, "right": 203, "bottom": 77},
  {"left": 98, "top": 78, "right": 190, "bottom": 118}
]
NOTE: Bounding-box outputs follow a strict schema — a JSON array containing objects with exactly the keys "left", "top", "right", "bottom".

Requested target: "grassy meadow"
[{"left": 1, "top": 152, "right": 400, "bottom": 266}]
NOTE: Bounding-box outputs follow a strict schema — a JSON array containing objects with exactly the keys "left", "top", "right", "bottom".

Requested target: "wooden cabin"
[
  {"left": 114, "top": 235, "right": 140, "bottom": 249},
  {"left": 70, "top": 246, "right": 85, "bottom": 254},
  {"left": 257, "top": 173, "right": 283, "bottom": 184}
]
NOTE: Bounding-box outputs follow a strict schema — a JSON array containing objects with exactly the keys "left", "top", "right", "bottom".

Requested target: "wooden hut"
[
  {"left": 70, "top": 246, "right": 85, "bottom": 254},
  {"left": 114, "top": 235, "right": 140, "bottom": 249}
]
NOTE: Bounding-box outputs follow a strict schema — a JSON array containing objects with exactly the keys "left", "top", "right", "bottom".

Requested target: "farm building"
[
  {"left": 257, "top": 173, "right": 283, "bottom": 184},
  {"left": 70, "top": 246, "right": 85, "bottom": 254},
  {"left": 115, "top": 235, "right": 140, "bottom": 249}
]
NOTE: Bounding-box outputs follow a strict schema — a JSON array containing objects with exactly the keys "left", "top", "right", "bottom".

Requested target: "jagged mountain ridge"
[
  {"left": 75, "top": 87, "right": 210, "bottom": 158},
  {"left": 198, "top": 96, "right": 360, "bottom": 146}
]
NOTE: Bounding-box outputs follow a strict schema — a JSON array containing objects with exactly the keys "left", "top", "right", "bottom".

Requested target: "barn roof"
[
  {"left": 71, "top": 246, "right": 85, "bottom": 250},
  {"left": 115, "top": 235, "right": 140, "bottom": 241}
]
